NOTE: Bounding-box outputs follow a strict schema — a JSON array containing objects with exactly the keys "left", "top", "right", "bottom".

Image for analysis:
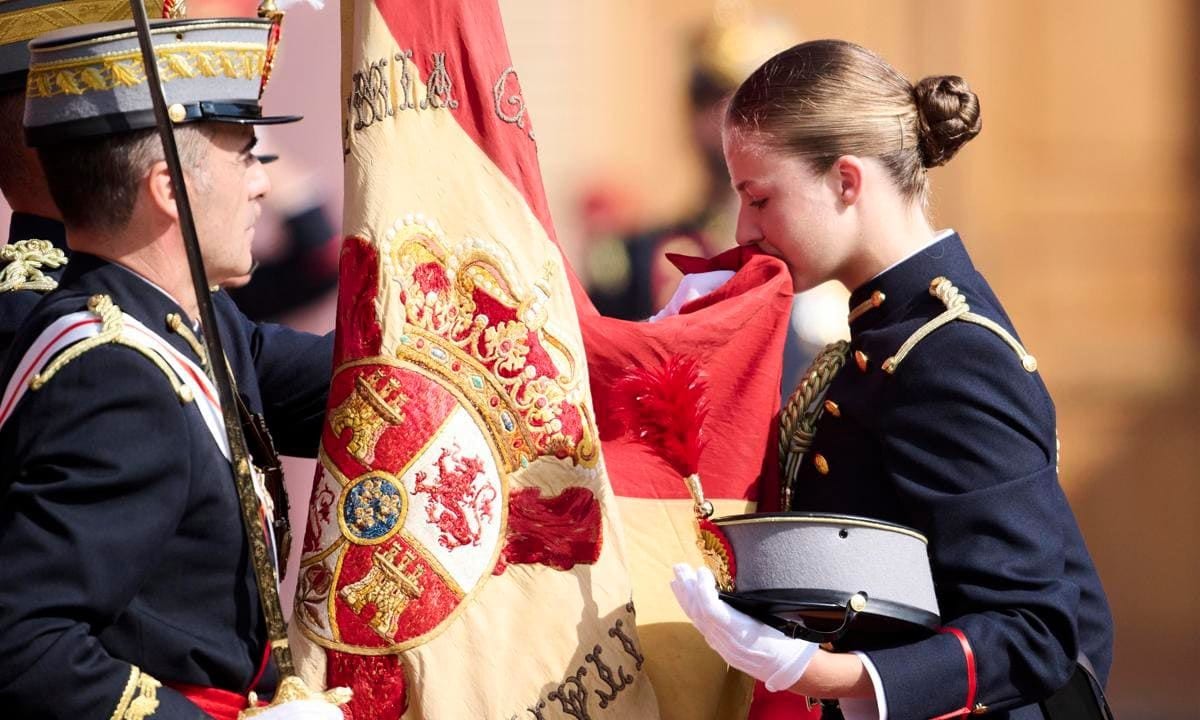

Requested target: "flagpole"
[{"left": 125, "top": 0, "right": 296, "bottom": 678}]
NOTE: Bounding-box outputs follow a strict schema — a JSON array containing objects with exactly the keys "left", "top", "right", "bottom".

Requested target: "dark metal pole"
[{"left": 126, "top": 0, "right": 295, "bottom": 678}]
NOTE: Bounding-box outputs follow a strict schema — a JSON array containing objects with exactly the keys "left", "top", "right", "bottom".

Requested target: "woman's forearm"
[{"left": 787, "top": 650, "right": 875, "bottom": 699}]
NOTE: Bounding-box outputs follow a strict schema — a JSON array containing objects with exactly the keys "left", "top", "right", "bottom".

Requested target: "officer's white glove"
[
  {"left": 648, "top": 270, "right": 735, "bottom": 322},
  {"left": 244, "top": 700, "right": 344, "bottom": 720},
  {"left": 671, "top": 563, "right": 819, "bottom": 692}
]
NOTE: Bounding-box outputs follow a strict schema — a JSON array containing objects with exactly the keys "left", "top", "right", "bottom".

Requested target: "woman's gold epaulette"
[
  {"left": 30, "top": 294, "right": 196, "bottom": 403},
  {"left": 0, "top": 239, "right": 68, "bottom": 294},
  {"left": 881, "top": 277, "right": 1037, "bottom": 375}
]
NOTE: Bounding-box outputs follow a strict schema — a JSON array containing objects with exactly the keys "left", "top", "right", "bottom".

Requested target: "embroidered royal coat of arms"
[{"left": 289, "top": 2, "right": 660, "bottom": 718}]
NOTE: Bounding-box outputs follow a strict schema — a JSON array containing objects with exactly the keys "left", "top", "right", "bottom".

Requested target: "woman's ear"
[
  {"left": 145, "top": 160, "right": 179, "bottom": 221},
  {"left": 831, "top": 155, "right": 865, "bottom": 206}
]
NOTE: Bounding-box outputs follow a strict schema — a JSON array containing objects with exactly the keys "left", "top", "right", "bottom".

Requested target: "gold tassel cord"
[{"left": 778, "top": 340, "right": 849, "bottom": 508}]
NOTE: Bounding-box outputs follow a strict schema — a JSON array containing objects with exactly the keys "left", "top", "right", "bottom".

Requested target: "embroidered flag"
[
  {"left": 578, "top": 248, "right": 816, "bottom": 720},
  {"left": 289, "top": 1, "right": 660, "bottom": 718}
]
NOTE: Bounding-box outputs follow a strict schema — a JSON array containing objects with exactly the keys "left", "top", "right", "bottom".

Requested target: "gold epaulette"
[
  {"left": 0, "top": 239, "right": 68, "bottom": 294},
  {"left": 30, "top": 294, "right": 196, "bottom": 403},
  {"left": 111, "top": 665, "right": 161, "bottom": 720},
  {"left": 881, "top": 277, "right": 1037, "bottom": 375}
]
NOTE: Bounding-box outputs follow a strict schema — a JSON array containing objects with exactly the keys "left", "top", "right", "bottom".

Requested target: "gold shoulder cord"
[
  {"left": 779, "top": 339, "right": 850, "bottom": 509},
  {"left": 0, "top": 239, "right": 68, "bottom": 294},
  {"left": 30, "top": 294, "right": 195, "bottom": 403},
  {"left": 882, "top": 277, "right": 1037, "bottom": 375}
]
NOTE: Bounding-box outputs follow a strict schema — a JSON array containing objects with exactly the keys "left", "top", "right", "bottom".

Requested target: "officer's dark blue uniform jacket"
[
  {"left": 792, "top": 234, "right": 1112, "bottom": 719},
  {"left": 1, "top": 212, "right": 70, "bottom": 361},
  {"left": 0, "top": 253, "right": 333, "bottom": 719}
]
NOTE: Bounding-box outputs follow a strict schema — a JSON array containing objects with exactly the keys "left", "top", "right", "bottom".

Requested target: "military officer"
[
  {"left": 670, "top": 40, "right": 1113, "bottom": 718},
  {"left": 0, "top": 0, "right": 311, "bottom": 361},
  {"left": 0, "top": 17, "right": 339, "bottom": 720}
]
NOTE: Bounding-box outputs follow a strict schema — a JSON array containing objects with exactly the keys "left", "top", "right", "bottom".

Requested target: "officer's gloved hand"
[
  {"left": 649, "top": 270, "right": 735, "bottom": 322},
  {"left": 245, "top": 700, "right": 344, "bottom": 720},
  {"left": 671, "top": 564, "right": 818, "bottom": 692}
]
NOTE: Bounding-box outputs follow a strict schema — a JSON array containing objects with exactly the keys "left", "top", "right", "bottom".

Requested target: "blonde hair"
[{"left": 726, "top": 39, "right": 981, "bottom": 204}]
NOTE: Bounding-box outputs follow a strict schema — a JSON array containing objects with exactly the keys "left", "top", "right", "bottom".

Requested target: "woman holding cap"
[{"left": 669, "top": 39, "right": 1112, "bottom": 719}]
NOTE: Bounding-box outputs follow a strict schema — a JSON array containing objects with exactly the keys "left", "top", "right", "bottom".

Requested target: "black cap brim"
[{"left": 27, "top": 103, "right": 302, "bottom": 147}]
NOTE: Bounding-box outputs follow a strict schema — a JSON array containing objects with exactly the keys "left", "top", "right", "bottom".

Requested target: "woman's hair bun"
[{"left": 913, "top": 75, "right": 981, "bottom": 168}]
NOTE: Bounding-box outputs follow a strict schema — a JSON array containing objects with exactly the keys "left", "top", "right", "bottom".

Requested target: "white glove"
[
  {"left": 670, "top": 564, "right": 819, "bottom": 692},
  {"left": 648, "top": 270, "right": 735, "bottom": 322},
  {"left": 245, "top": 700, "right": 344, "bottom": 720},
  {"left": 277, "top": 0, "right": 326, "bottom": 10}
]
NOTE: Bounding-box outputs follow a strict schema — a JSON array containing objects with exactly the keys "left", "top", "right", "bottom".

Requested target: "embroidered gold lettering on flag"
[{"left": 292, "top": 2, "right": 658, "bottom": 717}]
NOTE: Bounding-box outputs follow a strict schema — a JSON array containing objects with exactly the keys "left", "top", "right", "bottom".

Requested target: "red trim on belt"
[
  {"left": 171, "top": 645, "right": 273, "bottom": 720},
  {"left": 930, "top": 626, "right": 978, "bottom": 719}
]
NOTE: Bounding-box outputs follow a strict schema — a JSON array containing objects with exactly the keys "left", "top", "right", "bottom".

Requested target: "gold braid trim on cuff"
[
  {"left": 110, "top": 666, "right": 162, "bottom": 720},
  {"left": 30, "top": 294, "right": 196, "bottom": 403},
  {"left": 882, "top": 277, "right": 1038, "bottom": 375}
]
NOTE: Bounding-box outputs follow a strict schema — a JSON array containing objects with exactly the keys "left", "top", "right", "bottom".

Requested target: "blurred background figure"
[
  {"left": 576, "top": 3, "right": 849, "bottom": 396},
  {"left": 223, "top": 128, "right": 341, "bottom": 322}
]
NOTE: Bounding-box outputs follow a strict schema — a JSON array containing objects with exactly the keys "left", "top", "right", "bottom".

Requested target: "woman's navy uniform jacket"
[
  {"left": 791, "top": 233, "right": 1113, "bottom": 719},
  {"left": 0, "top": 253, "right": 333, "bottom": 719},
  {"left": 1, "top": 212, "right": 70, "bottom": 361}
]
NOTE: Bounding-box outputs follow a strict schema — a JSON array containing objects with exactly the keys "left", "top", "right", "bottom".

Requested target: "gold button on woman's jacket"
[
  {"left": 813, "top": 453, "right": 830, "bottom": 475},
  {"left": 823, "top": 400, "right": 841, "bottom": 417},
  {"left": 855, "top": 350, "right": 869, "bottom": 372}
]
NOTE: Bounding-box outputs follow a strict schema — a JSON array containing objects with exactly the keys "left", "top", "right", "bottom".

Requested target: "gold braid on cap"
[
  {"left": 0, "top": 0, "right": 175, "bottom": 47},
  {"left": 27, "top": 44, "right": 266, "bottom": 99}
]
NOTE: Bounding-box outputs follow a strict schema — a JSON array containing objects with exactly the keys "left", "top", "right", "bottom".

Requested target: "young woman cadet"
[{"left": 670, "top": 39, "right": 1113, "bottom": 720}]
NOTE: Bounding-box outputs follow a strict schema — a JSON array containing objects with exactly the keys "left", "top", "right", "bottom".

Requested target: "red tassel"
[{"left": 610, "top": 354, "right": 709, "bottom": 477}]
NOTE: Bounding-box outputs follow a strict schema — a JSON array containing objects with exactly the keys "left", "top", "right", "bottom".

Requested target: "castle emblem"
[{"left": 329, "top": 368, "right": 408, "bottom": 465}]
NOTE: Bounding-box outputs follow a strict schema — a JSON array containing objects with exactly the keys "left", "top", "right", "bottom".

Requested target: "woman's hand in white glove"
[{"left": 670, "top": 564, "right": 819, "bottom": 692}]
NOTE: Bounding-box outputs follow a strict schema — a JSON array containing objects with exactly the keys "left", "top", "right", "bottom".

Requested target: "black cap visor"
[{"left": 26, "top": 100, "right": 301, "bottom": 147}]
